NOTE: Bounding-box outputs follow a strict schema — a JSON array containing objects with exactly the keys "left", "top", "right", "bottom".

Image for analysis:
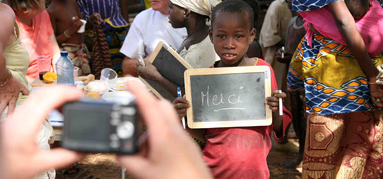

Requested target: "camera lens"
[{"left": 117, "top": 121, "right": 135, "bottom": 139}]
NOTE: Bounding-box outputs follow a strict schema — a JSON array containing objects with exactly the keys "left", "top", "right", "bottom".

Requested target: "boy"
[
  {"left": 47, "top": 0, "right": 91, "bottom": 76},
  {"left": 174, "top": 0, "right": 292, "bottom": 178}
]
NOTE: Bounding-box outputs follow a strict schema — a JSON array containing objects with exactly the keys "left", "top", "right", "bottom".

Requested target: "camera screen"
[{"left": 67, "top": 110, "right": 110, "bottom": 141}]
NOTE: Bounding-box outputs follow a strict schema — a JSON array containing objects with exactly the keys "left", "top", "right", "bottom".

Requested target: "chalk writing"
[{"left": 201, "top": 86, "right": 245, "bottom": 112}]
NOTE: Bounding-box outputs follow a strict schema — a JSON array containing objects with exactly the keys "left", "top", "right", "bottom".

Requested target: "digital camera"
[{"left": 61, "top": 98, "right": 141, "bottom": 154}]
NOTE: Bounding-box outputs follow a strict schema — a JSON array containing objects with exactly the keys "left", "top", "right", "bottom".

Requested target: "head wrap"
[{"left": 170, "top": 0, "right": 222, "bottom": 16}]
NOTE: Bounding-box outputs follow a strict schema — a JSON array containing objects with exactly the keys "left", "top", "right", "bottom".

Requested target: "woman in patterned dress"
[{"left": 287, "top": 0, "right": 383, "bottom": 178}]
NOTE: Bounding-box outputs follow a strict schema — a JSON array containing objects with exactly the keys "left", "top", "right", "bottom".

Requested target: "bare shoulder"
[
  {"left": 0, "top": 4, "right": 16, "bottom": 46},
  {"left": 0, "top": 3, "right": 15, "bottom": 20},
  {"left": 0, "top": 4, "right": 16, "bottom": 31}
]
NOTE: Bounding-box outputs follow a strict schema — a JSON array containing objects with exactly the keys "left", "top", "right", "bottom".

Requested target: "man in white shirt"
[{"left": 120, "top": 0, "right": 187, "bottom": 76}]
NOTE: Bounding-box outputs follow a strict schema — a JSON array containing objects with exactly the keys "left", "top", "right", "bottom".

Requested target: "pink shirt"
[
  {"left": 300, "top": 0, "right": 383, "bottom": 57},
  {"left": 204, "top": 59, "right": 292, "bottom": 179},
  {"left": 16, "top": 10, "right": 54, "bottom": 79}
]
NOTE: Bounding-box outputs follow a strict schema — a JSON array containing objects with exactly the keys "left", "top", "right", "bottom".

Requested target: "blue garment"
[
  {"left": 292, "top": 0, "right": 337, "bottom": 11},
  {"left": 77, "top": 0, "right": 128, "bottom": 31}
]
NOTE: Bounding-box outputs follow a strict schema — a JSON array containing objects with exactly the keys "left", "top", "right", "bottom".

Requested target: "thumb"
[{"left": 33, "top": 149, "right": 82, "bottom": 173}]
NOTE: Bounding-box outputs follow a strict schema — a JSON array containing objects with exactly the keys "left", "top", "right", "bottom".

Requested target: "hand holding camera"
[{"left": 0, "top": 82, "right": 213, "bottom": 179}]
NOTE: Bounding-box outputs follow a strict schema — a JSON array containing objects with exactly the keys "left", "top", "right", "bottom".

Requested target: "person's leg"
[
  {"left": 335, "top": 111, "right": 374, "bottom": 178},
  {"left": 302, "top": 114, "right": 345, "bottom": 178},
  {"left": 285, "top": 90, "right": 306, "bottom": 167},
  {"left": 362, "top": 110, "right": 383, "bottom": 178}
]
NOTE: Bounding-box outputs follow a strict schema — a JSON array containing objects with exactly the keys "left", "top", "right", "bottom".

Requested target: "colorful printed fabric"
[
  {"left": 292, "top": 0, "right": 337, "bottom": 11},
  {"left": 83, "top": 27, "right": 128, "bottom": 77},
  {"left": 299, "top": 0, "right": 383, "bottom": 57},
  {"left": 77, "top": 0, "right": 128, "bottom": 31},
  {"left": 287, "top": 35, "right": 383, "bottom": 115},
  {"left": 60, "top": 43, "right": 91, "bottom": 76},
  {"left": 302, "top": 112, "right": 383, "bottom": 178}
]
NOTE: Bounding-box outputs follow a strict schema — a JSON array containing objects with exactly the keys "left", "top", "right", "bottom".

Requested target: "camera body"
[{"left": 62, "top": 99, "right": 140, "bottom": 154}]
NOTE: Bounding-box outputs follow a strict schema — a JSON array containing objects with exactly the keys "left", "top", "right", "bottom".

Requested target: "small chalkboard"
[
  {"left": 139, "top": 41, "right": 193, "bottom": 100},
  {"left": 184, "top": 66, "right": 272, "bottom": 128}
]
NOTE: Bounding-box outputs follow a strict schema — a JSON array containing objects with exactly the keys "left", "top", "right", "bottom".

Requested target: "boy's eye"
[
  {"left": 235, "top": 35, "right": 244, "bottom": 39},
  {"left": 217, "top": 34, "right": 225, "bottom": 38}
]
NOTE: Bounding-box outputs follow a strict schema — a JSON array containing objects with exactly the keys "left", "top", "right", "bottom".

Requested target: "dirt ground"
[{"left": 55, "top": 131, "right": 302, "bottom": 179}]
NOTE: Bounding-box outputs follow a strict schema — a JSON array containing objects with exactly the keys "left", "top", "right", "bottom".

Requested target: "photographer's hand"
[
  {"left": 0, "top": 86, "right": 83, "bottom": 179},
  {"left": 117, "top": 81, "right": 213, "bottom": 179}
]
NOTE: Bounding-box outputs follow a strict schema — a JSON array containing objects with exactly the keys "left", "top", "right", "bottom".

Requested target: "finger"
[
  {"left": 269, "top": 106, "right": 279, "bottom": 111},
  {"left": 117, "top": 155, "right": 150, "bottom": 178},
  {"left": 276, "top": 92, "right": 286, "bottom": 99},
  {"left": 0, "top": 101, "right": 7, "bottom": 116},
  {"left": 144, "top": 59, "right": 150, "bottom": 65},
  {"left": 159, "top": 100, "right": 180, "bottom": 125},
  {"left": 373, "top": 98, "right": 383, "bottom": 108},
  {"left": 266, "top": 97, "right": 279, "bottom": 103},
  {"left": 271, "top": 89, "right": 279, "bottom": 96},
  {"left": 33, "top": 149, "right": 82, "bottom": 173},
  {"left": 5, "top": 98, "right": 16, "bottom": 116},
  {"left": 267, "top": 101, "right": 279, "bottom": 107},
  {"left": 11, "top": 86, "right": 82, "bottom": 134},
  {"left": 174, "top": 103, "right": 189, "bottom": 110},
  {"left": 125, "top": 80, "right": 167, "bottom": 135}
]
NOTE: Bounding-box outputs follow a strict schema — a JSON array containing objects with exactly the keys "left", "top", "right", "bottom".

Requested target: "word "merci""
[{"left": 201, "top": 86, "right": 245, "bottom": 112}]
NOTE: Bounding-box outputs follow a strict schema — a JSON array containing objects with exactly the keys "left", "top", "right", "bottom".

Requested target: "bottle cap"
[{"left": 60, "top": 51, "right": 68, "bottom": 56}]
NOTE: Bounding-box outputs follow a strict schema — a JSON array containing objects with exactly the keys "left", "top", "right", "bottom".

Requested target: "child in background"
[
  {"left": 299, "top": 0, "right": 383, "bottom": 57},
  {"left": 48, "top": 0, "right": 91, "bottom": 76},
  {"left": 173, "top": 1, "right": 292, "bottom": 178},
  {"left": 137, "top": 0, "right": 221, "bottom": 98}
]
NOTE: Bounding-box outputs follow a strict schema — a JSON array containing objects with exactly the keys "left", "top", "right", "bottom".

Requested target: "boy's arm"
[
  {"left": 328, "top": 1, "right": 383, "bottom": 107},
  {"left": 273, "top": 107, "right": 292, "bottom": 141},
  {"left": 266, "top": 90, "right": 292, "bottom": 141}
]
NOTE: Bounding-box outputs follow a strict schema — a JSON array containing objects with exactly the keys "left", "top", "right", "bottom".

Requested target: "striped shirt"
[{"left": 77, "top": 0, "right": 128, "bottom": 30}]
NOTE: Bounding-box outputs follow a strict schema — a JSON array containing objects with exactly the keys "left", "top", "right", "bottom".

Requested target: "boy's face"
[
  {"left": 168, "top": 2, "right": 185, "bottom": 28},
  {"left": 209, "top": 11, "right": 255, "bottom": 66}
]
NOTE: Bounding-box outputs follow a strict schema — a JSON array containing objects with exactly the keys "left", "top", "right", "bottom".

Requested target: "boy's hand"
[
  {"left": 266, "top": 89, "right": 286, "bottom": 112},
  {"left": 67, "top": 16, "right": 83, "bottom": 35},
  {"left": 173, "top": 96, "right": 190, "bottom": 119},
  {"left": 137, "top": 59, "right": 162, "bottom": 81}
]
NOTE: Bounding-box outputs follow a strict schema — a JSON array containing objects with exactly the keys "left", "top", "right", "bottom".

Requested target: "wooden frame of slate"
[
  {"left": 139, "top": 41, "right": 193, "bottom": 101},
  {"left": 184, "top": 66, "right": 272, "bottom": 128}
]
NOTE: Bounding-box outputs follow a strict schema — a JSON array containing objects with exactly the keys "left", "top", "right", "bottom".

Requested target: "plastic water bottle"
[{"left": 56, "top": 51, "right": 74, "bottom": 85}]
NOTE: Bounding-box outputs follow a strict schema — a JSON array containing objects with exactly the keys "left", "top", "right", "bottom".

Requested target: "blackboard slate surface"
[
  {"left": 139, "top": 78, "right": 176, "bottom": 101},
  {"left": 139, "top": 41, "right": 193, "bottom": 100},
  {"left": 152, "top": 47, "right": 187, "bottom": 87},
  {"left": 185, "top": 66, "right": 272, "bottom": 128}
]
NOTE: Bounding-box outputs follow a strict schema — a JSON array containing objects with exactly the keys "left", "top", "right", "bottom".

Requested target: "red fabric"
[
  {"left": 16, "top": 10, "right": 55, "bottom": 79},
  {"left": 203, "top": 59, "right": 292, "bottom": 179}
]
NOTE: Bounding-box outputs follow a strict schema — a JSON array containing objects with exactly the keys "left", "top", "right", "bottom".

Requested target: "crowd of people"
[{"left": 1, "top": 0, "right": 383, "bottom": 178}]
